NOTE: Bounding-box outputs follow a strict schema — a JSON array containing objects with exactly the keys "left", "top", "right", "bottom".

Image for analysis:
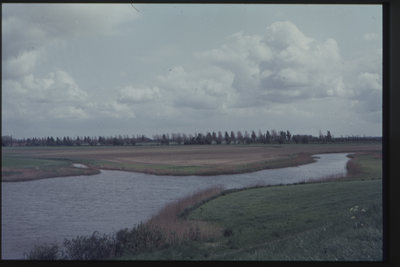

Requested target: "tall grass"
[{"left": 145, "top": 185, "right": 225, "bottom": 243}]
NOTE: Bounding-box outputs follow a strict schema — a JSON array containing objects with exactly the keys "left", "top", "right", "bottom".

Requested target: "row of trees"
[{"left": 2, "top": 130, "right": 381, "bottom": 147}]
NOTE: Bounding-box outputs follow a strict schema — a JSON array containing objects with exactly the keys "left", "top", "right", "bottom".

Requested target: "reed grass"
[{"left": 145, "top": 185, "right": 225, "bottom": 243}]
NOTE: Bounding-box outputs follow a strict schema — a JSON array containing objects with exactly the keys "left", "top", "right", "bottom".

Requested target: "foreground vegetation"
[{"left": 22, "top": 151, "right": 382, "bottom": 260}]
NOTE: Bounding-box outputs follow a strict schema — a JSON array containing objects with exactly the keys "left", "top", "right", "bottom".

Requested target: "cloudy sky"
[{"left": 2, "top": 4, "right": 382, "bottom": 140}]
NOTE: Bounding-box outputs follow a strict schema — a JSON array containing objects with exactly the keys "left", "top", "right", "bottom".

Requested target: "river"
[{"left": 1, "top": 153, "right": 351, "bottom": 259}]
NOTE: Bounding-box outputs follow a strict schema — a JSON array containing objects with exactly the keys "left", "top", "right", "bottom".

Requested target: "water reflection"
[{"left": 2, "top": 153, "right": 351, "bottom": 259}]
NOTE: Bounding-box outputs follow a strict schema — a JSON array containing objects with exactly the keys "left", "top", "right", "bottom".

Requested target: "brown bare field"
[
  {"left": 2, "top": 143, "right": 381, "bottom": 179},
  {"left": 5, "top": 144, "right": 381, "bottom": 167}
]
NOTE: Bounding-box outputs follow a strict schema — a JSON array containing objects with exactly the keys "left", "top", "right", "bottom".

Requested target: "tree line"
[{"left": 2, "top": 130, "right": 381, "bottom": 147}]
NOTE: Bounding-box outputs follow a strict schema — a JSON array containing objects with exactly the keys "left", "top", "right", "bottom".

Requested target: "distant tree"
[
  {"left": 301, "top": 135, "right": 309, "bottom": 144},
  {"left": 286, "top": 130, "right": 291, "bottom": 143},
  {"left": 230, "top": 131, "right": 236, "bottom": 144},
  {"left": 271, "top": 130, "right": 278, "bottom": 143},
  {"left": 224, "top": 131, "right": 231, "bottom": 144},
  {"left": 205, "top": 132, "right": 213, "bottom": 145},
  {"left": 292, "top": 134, "right": 300, "bottom": 144},
  {"left": 182, "top": 133, "right": 188, "bottom": 142},
  {"left": 237, "top": 131, "right": 244, "bottom": 144},
  {"left": 162, "top": 134, "right": 169, "bottom": 145},
  {"left": 56, "top": 137, "right": 62, "bottom": 146},
  {"left": 266, "top": 131, "right": 271, "bottom": 144},
  {"left": 251, "top": 131, "right": 257, "bottom": 143},
  {"left": 130, "top": 135, "right": 136, "bottom": 146},
  {"left": 123, "top": 135, "right": 130, "bottom": 145},
  {"left": 319, "top": 130, "right": 324, "bottom": 140},
  {"left": 258, "top": 130, "right": 265, "bottom": 144},
  {"left": 278, "top": 131, "right": 286, "bottom": 144},
  {"left": 65, "top": 137, "right": 73, "bottom": 146},
  {"left": 91, "top": 136, "right": 98, "bottom": 146},
  {"left": 153, "top": 134, "right": 161, "bottom": 145},
  {"left": 113, "top": 137, "right": 119, "bottom": 146},
  {"left": 1, "top": 135, "right": 13, "bottom": 147},
  {"left": 212, "top": 132, "right": 217, "bottom": 144},
  {"left": 76, "top": 136, "right": 81, "bottom": 146},
  {"left": 118, "top": 135, "right": 124, "bottom": 145},
  {"left": 176, "top": 133, "right": 183, "bottom": 145},
  {"left": 244, "top": 130, "right": 251, "bottom": 144},
  {"left": 326, "top": 131, "right": 332, "bottom": 142},
  {"left": 196, "top": 133, "right": 205, "bottom": 145},
  {"left": 216, "top": 131, "right": 223, "bottom": 145}
]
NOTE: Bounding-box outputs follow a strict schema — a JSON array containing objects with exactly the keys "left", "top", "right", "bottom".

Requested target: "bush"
[
  {"left": 23, "top": 242, "right": 60, "bottom": 260},
  {"left": 61, "top": 231, "right": 115, "bottom": 260},
  {"left": 223, "top": 228, "right": 234, "bottom": 237},
  {"left": 115, "top": 223, "right": 166, "bottom": 257}
]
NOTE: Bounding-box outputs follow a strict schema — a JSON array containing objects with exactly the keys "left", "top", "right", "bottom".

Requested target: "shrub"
[
  {"left": 61, "top": 231, "right": 115, "bottom": 260},
  {"left": 23, "top": 242, "right": 60, "bottom": 260},
  {"left": 223, "top": 228, "right": 234, "bottom": 237},
  {"left": 115, "top": 223, "right": 166, "bottom": 256}
]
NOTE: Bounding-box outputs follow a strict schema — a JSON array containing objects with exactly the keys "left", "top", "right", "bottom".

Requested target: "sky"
[{"left": 2, "top": 4, "right": 382, "bottom": 140}]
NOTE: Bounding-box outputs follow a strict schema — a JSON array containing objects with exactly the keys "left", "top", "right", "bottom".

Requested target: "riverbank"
[{"left": 2, "top": 143, "right": 381, "bottom": 181}]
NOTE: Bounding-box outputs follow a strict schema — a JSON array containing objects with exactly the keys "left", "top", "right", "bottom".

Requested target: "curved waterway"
[{"left": 2, "top": 153, "right": 351, "bottom": 259}]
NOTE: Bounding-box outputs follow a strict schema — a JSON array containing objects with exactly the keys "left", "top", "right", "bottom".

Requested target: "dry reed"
[{"left": 145, "top": 185, "right": 225, "bottom": 243}]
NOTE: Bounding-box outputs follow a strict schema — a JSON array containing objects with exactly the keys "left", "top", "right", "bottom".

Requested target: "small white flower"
[
  {"left": 361, "top": 209, "right": 366, "bottom": 212},
  {"left": 355, "top": 206, "right": 359, "bottom": 209},
  {"left": 351, "top": 216, "right": 355, "bottom": 219},
  {"left": 350, "top": 208, "right": 353, "bottom": 211}
]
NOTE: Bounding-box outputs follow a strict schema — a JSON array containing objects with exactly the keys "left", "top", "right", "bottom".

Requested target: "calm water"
[{"left": 2, "top": 153, "right": 351, "bottom": 259}]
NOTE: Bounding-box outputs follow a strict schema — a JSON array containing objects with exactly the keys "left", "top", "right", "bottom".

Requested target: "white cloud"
[
  {"left": 2, "top": 4, "right": 139, "bottom": 79},
  {"left": 356, "top": 72, "right": 381, "bottom": 91},
  {"left": 95, "top": 101, "right": 136, "bottom": 119},
  {"left": 156, "top": 65, "right": 235, "bottom": 110},
  {"left": 2, "top": 50, "right": 42, "bottom": 79},
  {"left": 363, "top": 33, "right": 379, "bottom": 41},
  {"left": 118, "top": 85, "right": 161, "bottom": 104}
]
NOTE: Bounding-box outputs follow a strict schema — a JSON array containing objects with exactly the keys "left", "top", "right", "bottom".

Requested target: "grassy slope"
[{"left": 121, "top": 151, "right": 382, "bottom": 261}]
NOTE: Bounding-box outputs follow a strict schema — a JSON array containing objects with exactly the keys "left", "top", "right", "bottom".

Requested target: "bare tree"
[
  {"left": 286, "top": 130, "right": 291, "bottom": 143},
  {"left": 244, "top": 130, "right": 251, "bottom": 144},
  {"left": 205, "top": 132, "right": 213, "bottom": 145},
  {"left": 216, "top": 131, "right": 223, "bottom": 145},
  {"left": 182, "top": 133, "right": 188, "bottom": 142},
  {"left": 237, "top": 131, "right": 244, "bottom": 144},
  {"left": 230, "top": 131, "right": 236, "bottom": 144},
  {"left": 266, "top": 131, "right": 271, "bottom": 144},
  {"left": 251, "top": 130, "right": 257, "bottom": 143},
  {"left": 224, "top": 131, "right": 231, "bottom": 144},
  {"left": 258, "top": 130, "right": 265, "bottom": 144},
  {"left": 271, "top": 129, "right": 278, "bottom": 143}
]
